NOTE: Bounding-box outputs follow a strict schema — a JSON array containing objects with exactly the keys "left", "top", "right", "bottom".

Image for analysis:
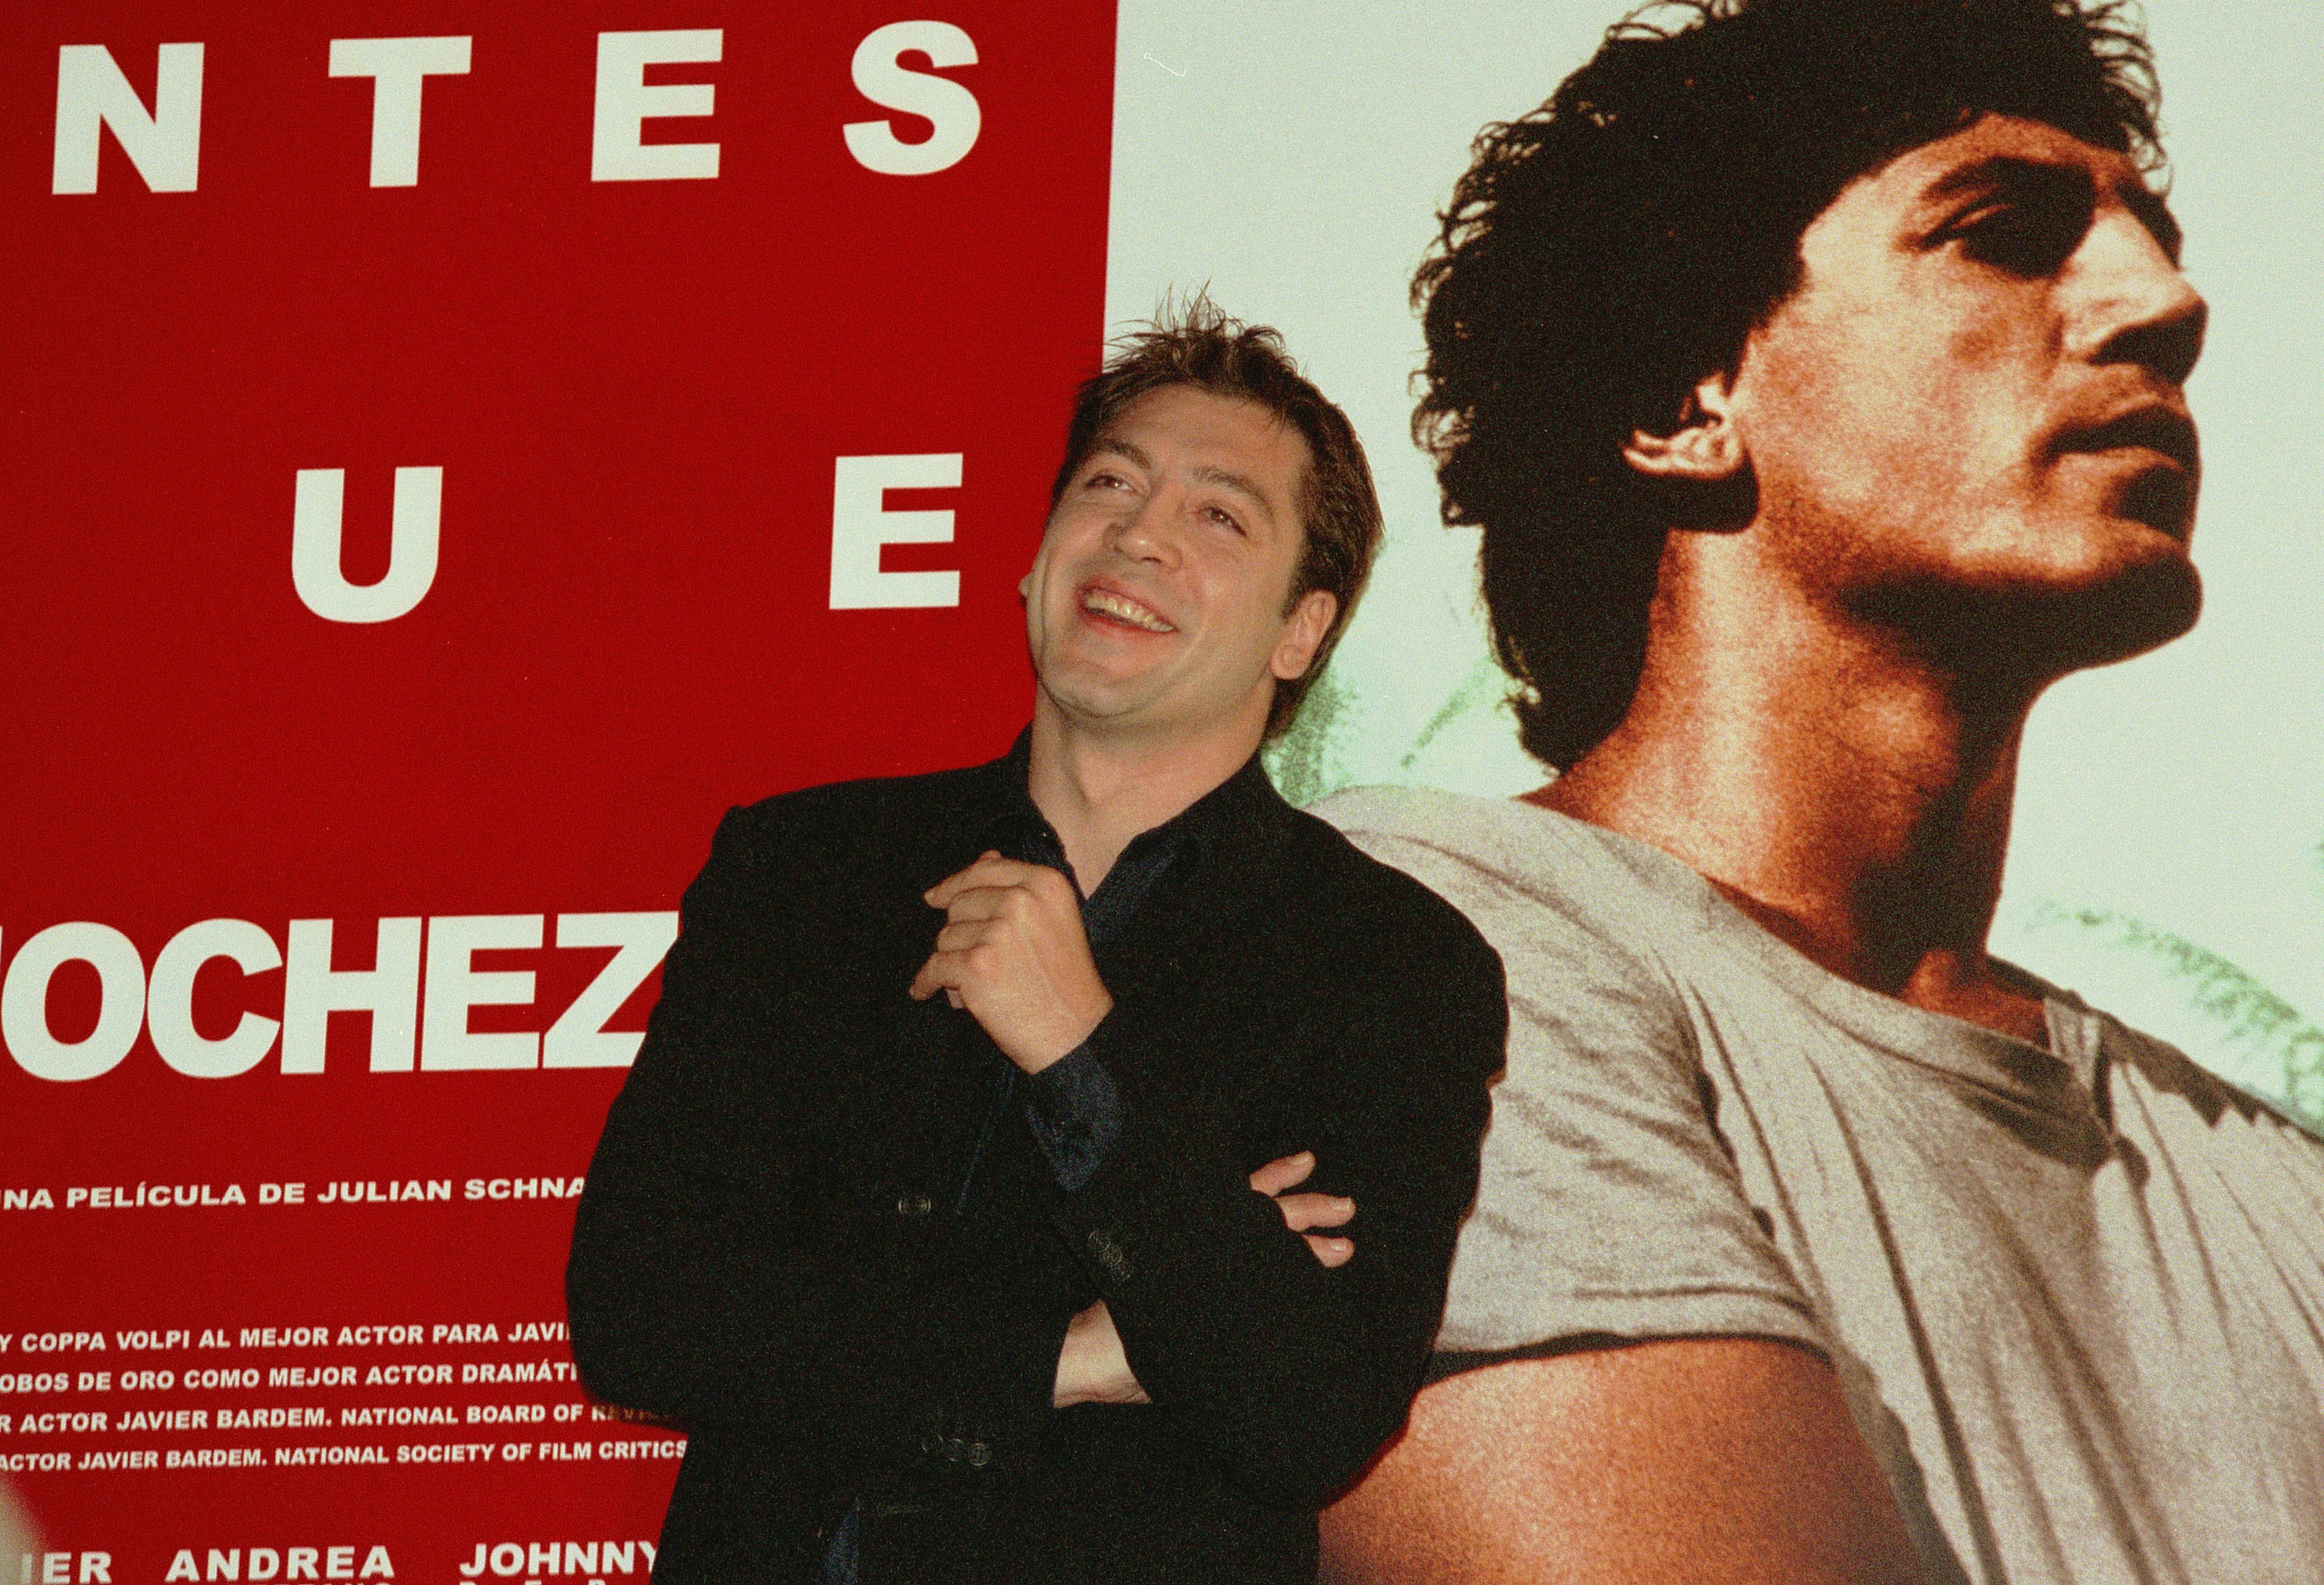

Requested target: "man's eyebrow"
[
  {"left": 1083, "top": 442, "right": 1277, "bottom": 516},
  {"left": 1190, "top": 464, "right": 1275, "bottom": 513},
  {"left": 1085, "top": 436, "right": 1152, "bottom": 471},
  {"left": 1919, "top": 152, "right": 2184, "bottom": 261}
]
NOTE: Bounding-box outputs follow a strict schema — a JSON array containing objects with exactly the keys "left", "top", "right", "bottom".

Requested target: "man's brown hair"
[{"left": 1052, "top": 298, "right": 1384, "bottom": 738}]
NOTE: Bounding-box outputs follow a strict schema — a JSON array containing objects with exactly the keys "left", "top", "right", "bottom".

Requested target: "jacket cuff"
[
  {"left": 1022, "top": 1014, "right": 1130, "bottom": 1192},
  {"left": 910, "top": 1285, "right": 1075, "bottom": 1485}
]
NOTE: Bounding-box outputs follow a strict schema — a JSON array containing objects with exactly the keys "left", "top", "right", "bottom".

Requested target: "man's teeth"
[{"left": 1083, "top": 589, "right": 1175, "bottom": 632}]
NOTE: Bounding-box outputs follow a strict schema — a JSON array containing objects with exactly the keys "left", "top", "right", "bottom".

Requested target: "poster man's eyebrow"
[{"left": 1922, "top": 152, "right": 2083, "bottom": 202}]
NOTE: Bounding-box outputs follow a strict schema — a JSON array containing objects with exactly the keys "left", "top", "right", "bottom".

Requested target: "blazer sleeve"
[
  {"left": 1047, "top": 864, "right": 1507, "bottom": 1510},
  {"left": 564, "top": 801, "right": 1073, "bottom": 1486}
]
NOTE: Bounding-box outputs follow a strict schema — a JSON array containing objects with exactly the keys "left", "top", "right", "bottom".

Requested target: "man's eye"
[
  {"left": 1950, "top": 200, "right": 2087, "bottom": 277},
  {"left": 1085, "top": 471, "right": 1128, "bottom": 490},
  {"left": 1204, "top": 506, "right": 1246, "bottom": 534}
]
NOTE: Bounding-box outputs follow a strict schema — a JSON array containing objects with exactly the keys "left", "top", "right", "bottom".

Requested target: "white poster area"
[{"left": 1104, "top": 0, "right": 2324, "bottom": 1121}]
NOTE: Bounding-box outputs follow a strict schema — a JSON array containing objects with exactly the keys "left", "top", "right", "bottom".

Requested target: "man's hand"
[
  {"left": 911, "top": 853, "right": 1113, "bottom": 1074},
  {"left": 1251, "top": 1151, "right": 1354, "bottom": 1267},
  {"left": 1053, "top": 1299, "right": 1151, "bottom": 1408}
]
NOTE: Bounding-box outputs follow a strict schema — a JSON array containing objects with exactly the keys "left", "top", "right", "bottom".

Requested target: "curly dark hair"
[
  {"left": 1414, "top": 0, "right": 2164, "bottom": 770},
  {"left": 1054, "top": 297, "right": 1384, "bottom": 738}
]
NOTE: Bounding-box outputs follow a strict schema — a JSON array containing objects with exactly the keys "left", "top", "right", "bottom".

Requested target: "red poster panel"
[{"left": 0, "top": 0, "right": 1115, "bottom": 1571}]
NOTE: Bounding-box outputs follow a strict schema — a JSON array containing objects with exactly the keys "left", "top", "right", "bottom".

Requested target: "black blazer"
[{"left": 566, "top": 747, "right": 1505, "bottom": 1583}]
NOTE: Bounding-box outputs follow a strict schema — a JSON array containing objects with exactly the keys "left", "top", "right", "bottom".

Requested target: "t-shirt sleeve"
[{"left": 1340, "top": 820, "right": 1827, "bottom": 1366}]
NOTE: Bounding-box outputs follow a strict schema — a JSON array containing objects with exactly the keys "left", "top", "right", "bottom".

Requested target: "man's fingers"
[
  {"left": 927, "top": 884, "right": 1020, "bottom": 925},
  {"left": 1302, "top": 1233, "right": 1354, "bottom": 1269},
  {"left": 924, "top": 853, "right": 1042, "bottom": 908},
  {"left": 933, "top": 919, "right": 996, "bottom": 953},
  {"left": 1248, "top": 1150, "right": 1316, "bottom": 1197},
  {"left": 1251, "top": 1152, "right": 1355, "bottom": 1264},
  {"left": 1273, "top": 1190, "right": 1354, "bottom": 1234},
  {"left": 911, "top": 951, "right": 981, "bottom": 1012},
  {"left": 908, "top": 950, "right": 966, "bottom": 1002}
]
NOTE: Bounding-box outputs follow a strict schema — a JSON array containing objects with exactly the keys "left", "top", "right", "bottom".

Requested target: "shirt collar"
[{"left": 982, "top": 725, "right": 1281, "bottom": 879}]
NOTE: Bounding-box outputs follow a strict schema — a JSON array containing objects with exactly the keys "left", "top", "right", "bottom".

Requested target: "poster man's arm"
[{"left": 1321, "top": 1338, "right": 1926, "bottom": 1585}]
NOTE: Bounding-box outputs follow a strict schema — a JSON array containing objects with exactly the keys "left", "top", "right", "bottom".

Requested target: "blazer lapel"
[{"left": 1091, "top": 778, "right": 1296, "bottom": 1085}]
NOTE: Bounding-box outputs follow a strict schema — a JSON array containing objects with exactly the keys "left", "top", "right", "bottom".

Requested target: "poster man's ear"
[{"left": 1623, "top": 371, "right": 1747, "bottom": 482}]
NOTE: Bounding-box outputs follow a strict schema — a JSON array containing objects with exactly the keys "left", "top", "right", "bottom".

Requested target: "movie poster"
[
  {"left": 6, "top": 0, "right": 2318, "bottom": 1575},
  {"left": 1, "top": 0, "right": 1112, "bottom": 1570}
]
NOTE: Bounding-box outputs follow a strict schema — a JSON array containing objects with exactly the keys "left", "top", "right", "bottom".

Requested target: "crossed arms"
[{"left": 906, "top": 852, "right": 1362, "bottom": 1409}]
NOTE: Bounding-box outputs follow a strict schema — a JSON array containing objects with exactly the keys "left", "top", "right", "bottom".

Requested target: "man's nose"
[
  {"left": 1105, "top": 495, "right": 1178, "bottom": 563},
  {"left": 2074, "top": 208, "right": 2207, "bottom": 388}
]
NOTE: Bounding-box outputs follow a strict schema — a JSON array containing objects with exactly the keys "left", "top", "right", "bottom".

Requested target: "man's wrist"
[{"left": 1003, "top": 990, "right": 1114, "bottom": 1074}]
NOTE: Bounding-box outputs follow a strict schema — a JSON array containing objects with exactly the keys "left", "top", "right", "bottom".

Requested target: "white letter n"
[
  {"left": 292, "top": 467, "right": 442, "bottom": 623},
  {"left": 53, "top": 44, "right": 204, "bottom": 194}
]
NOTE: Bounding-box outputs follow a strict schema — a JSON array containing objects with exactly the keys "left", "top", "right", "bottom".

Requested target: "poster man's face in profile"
[{"left": 1713, "top": 114, "right": 2207, "bottom": 673}]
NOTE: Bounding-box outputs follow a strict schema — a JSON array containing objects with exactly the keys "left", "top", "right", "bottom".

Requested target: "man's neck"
[
  {"left": 1541, "top": 588, "right": 2052, "bottom": 1043},
  {"left": 1025, "top": 698, "right": 1263, "bottom": 894}
]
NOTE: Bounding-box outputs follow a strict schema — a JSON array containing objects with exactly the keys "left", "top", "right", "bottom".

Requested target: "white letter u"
[{"left": 292, "top": 466, "right": 441, "bottom": 623}]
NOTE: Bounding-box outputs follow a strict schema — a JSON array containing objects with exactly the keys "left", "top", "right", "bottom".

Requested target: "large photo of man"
[{"left": 1108, "top": 1, "right": 2323, "bottom": 1581}]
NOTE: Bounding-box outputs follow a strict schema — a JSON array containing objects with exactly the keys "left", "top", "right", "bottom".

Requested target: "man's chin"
[
  {"left": 1036, "top": 672, "right": 1164, "bottom": 730},
  {"left": 2027, "top": 553, "right": 2204, "bottom": 673},
  {"left": 1862, "top": 553, "right": 2202, "bottom": 680}
]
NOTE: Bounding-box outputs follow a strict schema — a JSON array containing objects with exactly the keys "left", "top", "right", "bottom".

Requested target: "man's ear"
[
  {"left": 1623, "top": 370, "right": 1746, "bottom": 482},
  {"left": 1269, "top": 589, "right": 1338, "bottom": 682}
]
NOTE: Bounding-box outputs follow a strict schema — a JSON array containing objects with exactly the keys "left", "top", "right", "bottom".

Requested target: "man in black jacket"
[{"left": 566, "top": 306, "right": 1506, "bottom": 1584}]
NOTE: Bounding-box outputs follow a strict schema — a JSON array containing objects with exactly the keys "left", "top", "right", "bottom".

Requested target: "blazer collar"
[{"left": 964, "top": 726, "right": 1294, "bottom": 892}]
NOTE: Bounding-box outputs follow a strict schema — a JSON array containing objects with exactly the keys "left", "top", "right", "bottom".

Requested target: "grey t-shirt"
[{"left": 1319, "top": 787, "right": 2324, "bottom": 1585}]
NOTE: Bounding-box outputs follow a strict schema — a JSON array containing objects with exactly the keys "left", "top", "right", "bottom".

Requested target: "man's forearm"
[
  {"left": 1043, "top": 978, "right": 1501, "bottom": 1509},
  {"left": 570, "top": 1127, "right": 1078, "bottom": 1488}
]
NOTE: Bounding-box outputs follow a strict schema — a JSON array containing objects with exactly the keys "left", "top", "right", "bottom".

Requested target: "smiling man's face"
[
  {"left": 1718, "top": 114, "right": 2208, "bottom": 671},
  {"left": 1022, "top": 383, "right": 1333, "bottom": 747}
]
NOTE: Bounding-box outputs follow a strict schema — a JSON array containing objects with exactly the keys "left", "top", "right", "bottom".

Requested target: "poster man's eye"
[{"left": 1955, "top": 201, "right": 2086, "bottom": 276}]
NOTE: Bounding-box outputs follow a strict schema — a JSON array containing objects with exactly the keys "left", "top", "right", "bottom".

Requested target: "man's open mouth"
[{"left": 1082, "top": 586, "right": 1176, "bottom": 633}]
